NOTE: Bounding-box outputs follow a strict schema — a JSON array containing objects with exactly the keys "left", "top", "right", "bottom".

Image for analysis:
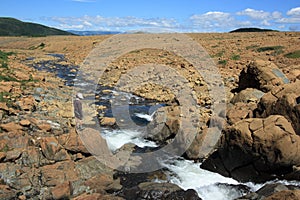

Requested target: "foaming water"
[
  {"left": 101, "top": 128, "right": 157, "bottom": 152},
  {"left": 161, "top": 159, "right": 249, "bottom": 200},
  {"left": 161, "top": 158, "right": 300, "bottom": 200}
]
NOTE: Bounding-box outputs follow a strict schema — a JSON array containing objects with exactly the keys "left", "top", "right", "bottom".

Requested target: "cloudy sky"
[{"left": 2, "top": 0, "right": 300, "bottom": 32}]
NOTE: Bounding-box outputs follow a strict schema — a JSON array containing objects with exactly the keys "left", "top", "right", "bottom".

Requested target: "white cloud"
[
  {"left": 189, "top": 11, "right": 259, "bottom": 32},
  {"left": 261, "top": 19, "right": 271, "bottom": 26},
  {"left": 41, "top": 7, "right": 300, "bottom": 32},
  {"left": 190, "top": 11, "right": 237, "bottom": 31},
  {"left": 275, "top": 7, "right": 300, "bottom": 24},
  {"left": 287, "top": 7, "right": 300, "bottom": 16},
  {"left": 237, "top": 8, "right": 270, "bottom": 20},
  {"left": 46, "top": 15, "right": 180, "bottom": 32}
]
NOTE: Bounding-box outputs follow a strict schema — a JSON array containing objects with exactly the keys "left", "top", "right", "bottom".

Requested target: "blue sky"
[{"left": 2, "top": 0, "right": 300, "bottom": 32}]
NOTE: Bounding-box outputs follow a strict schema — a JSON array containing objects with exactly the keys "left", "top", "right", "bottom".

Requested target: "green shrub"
[
  {"left": 256, "top": 46, "right": 284, "bottom": 55},
  {"left": 0, "top": 92, "right": 11, "bottom": 102},
  {"left": 231, "top": 54, "right": 240, "bottom": 60},
  {"left": 213, "top": 50, "right": 225, "bottom": 58},
  {"left": 0, "top": 61, "right": 8, "bottom": 69},
  {"left": 0, "top": 50, "right": 14, "bottom": 61},
  {"left": 218, "top": 60, "right": 227, "bottom": 65},
  {"left": 284, "top": 50, "right": 300, "bottom": 59},
  {"left": 0, "top": 75, "right": 17, "bottom": 82}
]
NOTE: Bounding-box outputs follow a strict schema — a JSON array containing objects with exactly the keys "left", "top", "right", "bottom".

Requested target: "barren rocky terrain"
[{"left": 0, "top": 31, "right": 300, "bottom": 199}]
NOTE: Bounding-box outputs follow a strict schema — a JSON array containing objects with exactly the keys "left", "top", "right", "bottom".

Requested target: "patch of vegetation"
[
  {"left": 246, "top": 45, "right": 259, "bottom": 50},
  {"left": 284, "top": 50, "right": 300, "bottom": 59},
  {"left": 0, "top": 144, "right": 10, "bottom": 152},
  {"left": 256, "top": 46, "right": 284, "bottom": 55},
  {"left": 231, "top": 54, "right": 240, "bottom": 60},
  {"left": 0, "top": 75, "right": 18, "bottom": 82},
  {"left": 0, "top": 17, "right": 75, "bottom": 36},
  {"left": 213, "top": 50, "right": 225, "bottom": 58},
  {"left": 0, "top": 62, "right": 8, "bottom": 69},
  {"left": 257, "top": 46, "right": 284, "bottom": 52},
  {"left": 218, "top": 60, "right": 227, "bottom": 65},
  {"left": 0, "top": 50, "right": 14, "bottom": 62},
  {"left": 0, "top": 92, "right": 11, "bottom": 103}
]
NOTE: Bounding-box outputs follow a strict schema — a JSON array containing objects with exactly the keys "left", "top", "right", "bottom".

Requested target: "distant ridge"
[
  {"left": 68, "top": 30, "right": 122, "bottom": 36},
  {"left": 0, "top": 17, "right": 75, "bottom": 36},
  {"left": 230, "top": 28, "right": 278, "bottom": 33}
]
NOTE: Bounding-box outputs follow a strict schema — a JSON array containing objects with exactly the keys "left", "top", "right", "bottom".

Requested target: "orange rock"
[
  {"left": 37, "top": 122, "right": 51, "bottom": 132},
  {"left": 100, "top": 117, "right": 116, "bottom": 126},
  {"left": 51, "top": 181, "right": 71, "bottom": 200},
  {"left": 0, "top": 81, "right": 13, "bottom": 93},
  {"left": 19, "top": 119, "right": 31, "bottom": 126},
  {"left": 0, "top": 122, "right": 23, "bottom": 133},
  {"left": 16, "top": 95, "right": 36, "bottom": 111},
  {"left": 265, "top": 190, "right": 300, "bottom": 200},
  {"left": 40, "top": 137, "right": 60, "bottom": 160},
  {"left": 0, "top": 152, "right": 6, "bottom": 161},
  {"left": 0, "top": 102, "right": 9, "bottom": 111}
]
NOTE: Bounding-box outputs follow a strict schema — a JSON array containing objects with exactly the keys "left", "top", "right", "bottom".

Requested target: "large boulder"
[
  {"left": 231, "top": 88, "right": 265, "bottom": 104},
  {"left": 256, "top": 80, "right": 300, "bottom": 134},
  {"left": 201, "top": 115, "right": 300, "bottom": 182},
  {"left": 146, "top": 106, "right": 181, "bottom": 145},
  {"left": 237, "top": 60, "right": 289, "bottom": 92}
]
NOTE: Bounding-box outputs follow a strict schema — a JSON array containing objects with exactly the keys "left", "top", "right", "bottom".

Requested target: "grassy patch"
[
  {"left": 218, "top": 60, "right": 227, "bottom": 65},
  {"left": 0, "top": 61, "right": 8, "bottom": 69},
  {"left": 0, "top": 75, "right": 18, "bottom": 82},
  {"left": 0, "top": 92, "right": 11, "bottom": 102},
  {"left": 284, "top": 50, "right": 300, "bottom": 59},
  {"left": 256, "top": 46, "right": 284, "bottom": 55},
  {"left": 0, "top": 50, "right": 14, "bottom": 62},
  {"left": 213, "top": 50, "right": 225, "bottom": 58},
  {"left": 231, "top": 54, "right": 240, "bottom": 60},
  {"left": 246, "top": 45, "right": 259, "bottom": 50},
  {"left": 0, "top": 144, "right": 11, "bottom": 152}
]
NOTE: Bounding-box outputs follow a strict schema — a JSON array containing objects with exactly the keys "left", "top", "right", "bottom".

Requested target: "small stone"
[
  {"left": 100, "top": 117, "right": 116, "bottom": 126},
  {"left": 37, "top": 123, "right": 52, "bottom": 132},
  {"left": 20, "top": 119, "right": 31, "bottom": 126}
]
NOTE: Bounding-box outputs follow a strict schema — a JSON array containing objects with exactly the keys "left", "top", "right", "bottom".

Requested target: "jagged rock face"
[
  {"left": 201, "top": 115, "right": 300, "bottom": 182},
  {"left": 256, "top": 80, "right": 300, "bottom": 135},
  {"left": 237, "top": 60, "right": 289, "bottom": 92},
  {"left": 119, "top": 182, "right": 201, "bottom": 200},
  {"left": 226, "top": 102, "right": 257, "bottom": 125}
]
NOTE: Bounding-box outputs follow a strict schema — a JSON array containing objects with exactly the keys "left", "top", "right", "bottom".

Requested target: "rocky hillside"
[{"left": 0, "top": 17, "right": 75, "bottom": 36}]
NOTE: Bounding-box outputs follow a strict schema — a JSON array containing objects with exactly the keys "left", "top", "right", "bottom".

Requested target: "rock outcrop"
[
  {"left": 255, "top": 80, "right": 300, "bottom": 135},
  {"left": 237, "top": 183, "right": 300, "bottom": 200},
  {"left": 237, "top": 60, "right": 289, "bottom": 92},
  {"left": 201, "top": 115, "right": 300, "bottom": 182}
]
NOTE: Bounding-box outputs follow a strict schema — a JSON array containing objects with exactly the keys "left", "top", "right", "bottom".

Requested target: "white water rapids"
[{"left": 101, "top": 126, "right": 300, "bottom": 200}]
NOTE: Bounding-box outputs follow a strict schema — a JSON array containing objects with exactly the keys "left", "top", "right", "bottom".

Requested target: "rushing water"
[{"left": 28, "top": 54, "right": 300, "bottom": 200}]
